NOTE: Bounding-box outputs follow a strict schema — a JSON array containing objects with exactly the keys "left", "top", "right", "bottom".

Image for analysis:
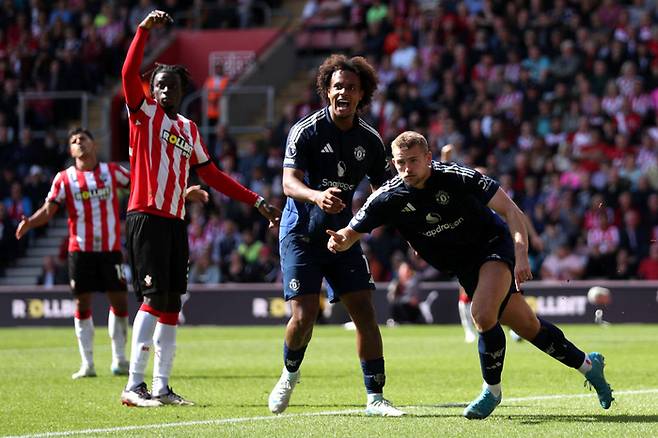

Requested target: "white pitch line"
[{"left": 5, "top": 388, "right": 658, "bottom": 438}]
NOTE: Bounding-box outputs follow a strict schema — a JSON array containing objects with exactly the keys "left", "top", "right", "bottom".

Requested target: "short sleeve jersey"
[
  {"left": 350, "top": 161, "right": 508, "bottom": 272},
  {"left": 47, "top": 162, "right": 130, "bottom": 252},
  {"left": 281, "top": 107, "right": 389, "bottom": 242},
  {"left": 126, "top": 96, "right": 211, "bottom": 219}
]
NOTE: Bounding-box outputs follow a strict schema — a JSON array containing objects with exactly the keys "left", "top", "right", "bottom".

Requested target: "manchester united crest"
[
  {"left": 435, "top": 191, "right": 450, "bottom": 205},
  {"left": 354, "top": 146, "right": 366, "bottom": 161}
]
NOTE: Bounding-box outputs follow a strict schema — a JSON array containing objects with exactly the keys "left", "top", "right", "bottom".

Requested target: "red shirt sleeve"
[
  {"left": 122, "top": 27, "right": 149, "bottom": 111},
  {"left": 196, "top": 163, "right": 259, "bottom": 206}
]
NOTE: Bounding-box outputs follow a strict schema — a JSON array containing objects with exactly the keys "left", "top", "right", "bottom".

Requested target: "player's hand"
[
  {"left": 15, "top": 215, "right": 30, "bottom": 240},
  {"left": 314, "top": 187, "right": 345, "bottom": 214},
  {"left": 184, "top": 185, "right": 209, "bottom": 203},
  {"left": 139, "top": 10, "right": 173, "bottom": 30},
  {"left": 258, "top": 202, "right": 282, "bottom": 228},
  {"left": 514, "top": 258, "right": 533, "bottom": 292},
  {"left": 326, "top": 229, "right": 349, "bottom": 253}
]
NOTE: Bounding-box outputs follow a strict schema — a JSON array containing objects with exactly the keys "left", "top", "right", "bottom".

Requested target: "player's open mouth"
[{"left": 336, "top": 99, "right": 350, "bottom": 109}]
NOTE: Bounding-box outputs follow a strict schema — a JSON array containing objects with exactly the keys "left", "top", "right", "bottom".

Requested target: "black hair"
[
  {"left": 149, "top": 63, "right": 192, "bottom": 95},
  {"left": 316, "top": 54, "right": 378, "bottom": 109},
  {"left": 68, "top": 127, "right": 94, "bottom": 141}
]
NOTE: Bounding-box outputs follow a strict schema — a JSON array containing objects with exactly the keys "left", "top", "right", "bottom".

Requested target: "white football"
[{"left": 587, "top": 286, "right": 611, "bottom": 305}]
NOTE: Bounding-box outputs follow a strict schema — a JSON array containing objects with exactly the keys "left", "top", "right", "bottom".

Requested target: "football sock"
[
  {"left": 529, "top": 318, "right": 586, "bottom": 369},
  {"left": 74, "top": 310, "right": 94, "bottom": 368},
  {"left": 152, "top": 313, "right": 178, "bottom": 397},
  {"left": 283, "top": 342, "right": 307, "bottom": 373},
  {"left": 458, "top": 300, "right": 475, "bottom": 335},
  {"left": 485, "top": 382, "right": 502, "bottom": 397},
  {"left": 478, "top": 323, "right": 506, "bottom": 385},
  {"left": 108, "top": 307, "right": 128, "bottom": 363},
  {"left": 126, "top": 305, "right": 159, "bottom": 390},
  {"left": 361, "top": 357, "right": 386, "bottom": 394},
  {"left": 578, "top": 355, "right": 593, "bottom": 375}
]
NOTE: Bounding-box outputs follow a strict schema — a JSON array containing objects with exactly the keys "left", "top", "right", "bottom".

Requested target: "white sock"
[
  {"left": 74, "top": 316, "right": 94, "bottom": 368},
  {"left": 108, "top": 310, "right": 128, "bottom": 364},
  {"left": 485, "top": 382, "right": 502, "bottom": 397},
  {"left": 152, "top": 322, "right": 177, "bottom": 396},
  {"left": 126, "top": 310, "right": 158, "bottom": 391},
  {"left": 367, "top": 393, "right": 383, "bottom": 404},
  {"left": 578, "top": 355, "right": 593, "bottom": 375},
  {"left": 458, "top": 301, "right": 476, "bottom": 335}
]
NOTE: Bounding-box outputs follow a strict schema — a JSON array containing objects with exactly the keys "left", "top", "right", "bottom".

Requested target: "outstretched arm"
[
  {"left": 326, "top": 227, "right": 363, "bottom": 253},
  {"left": 487, "top": 188, "right": 532, "bottom": 290},
  {"left": 122, "top": 10, "right": 172, "bottom": 110},
  {"left": 196, "top": 163, "right": 281, "bottom": 226},
  {"left": 16, "top": 202, "right": 59, "bottom": 240}
]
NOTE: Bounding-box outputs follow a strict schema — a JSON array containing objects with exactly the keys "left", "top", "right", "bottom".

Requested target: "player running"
[
  {"left": 327, "top": 131, "right": 613, "bottom": 419},
  {"left": 268, "top": 54, "right": 404, "bottom": 416},
  {"left": 120, "top": 10, "right": 280, "bottom": 407}
]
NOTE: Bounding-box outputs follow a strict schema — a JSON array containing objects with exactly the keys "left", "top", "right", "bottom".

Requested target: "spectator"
[
  {"left": 540, "top": 242, "right": 587, "bottom": 281},
  {"left": 188, "top": 252, "right": 221, "bottom": 284},
  {"left": 637, "top": 243, "right": 658, "bottom": 280},
  {"left": 37, "top": 255, "right": 68, "bottom": 287}
]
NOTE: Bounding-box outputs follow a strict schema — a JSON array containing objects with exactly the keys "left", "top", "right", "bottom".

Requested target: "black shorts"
[
  {"left": 456, "top": 232, "right": 519, "bottom": 316},
  {"left": 68, "top": 251, "right": 127, "bottom": 294},
  {"left": 126, "top": 212, "right": 189, "bottom": 299}
]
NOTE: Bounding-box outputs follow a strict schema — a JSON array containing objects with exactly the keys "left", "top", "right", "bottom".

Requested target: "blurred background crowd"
[{"left": 2, "top": 0, "right": 658, "bottom": 287}]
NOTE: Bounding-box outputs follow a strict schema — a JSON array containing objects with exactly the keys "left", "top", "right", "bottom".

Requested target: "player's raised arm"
[
  {"left": 196, "top": 163, "right": 281, "bottom": 226},
  {"left": 326, "top": 226, "right": 363, "bottom": 253},
  {"left": 487, "top": 187, "right": 532, "bottom": 290},
  {"left": 122, "top": 10, "right": 172, "bottom": 110}
]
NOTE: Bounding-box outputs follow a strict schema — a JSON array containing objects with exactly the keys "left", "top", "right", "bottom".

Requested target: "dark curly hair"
[
  {"left": 68, "top": 127, "right": 94, "bottom": 141},
  {"left": 149, "top": 63, "right": 192, "bottom": 96},
  {"left": 316, "top": 54, "right": 378, "bottom": 110}
]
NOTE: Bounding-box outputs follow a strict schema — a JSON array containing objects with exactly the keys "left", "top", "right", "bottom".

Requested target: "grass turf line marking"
[{"left": 5, "top": 388, "right": 658, "bottom": 438}]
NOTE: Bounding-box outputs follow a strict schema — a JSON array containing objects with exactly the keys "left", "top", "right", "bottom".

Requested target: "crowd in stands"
[{"left": 3, "top": 0, "right": 658, "bottom": 286}]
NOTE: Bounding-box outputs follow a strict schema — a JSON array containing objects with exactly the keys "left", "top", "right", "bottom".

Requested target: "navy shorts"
[
  {"left": 456, "top": 232, "right": 519, "bottom": 313},
  {"left": 279, "top": 233, "right": 375, "bottom": 303}
]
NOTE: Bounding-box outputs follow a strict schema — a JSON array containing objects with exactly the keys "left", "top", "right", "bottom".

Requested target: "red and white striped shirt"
[
  {"left": 122, "top": 27, "right": 259, "bottom": 220},
  {"left": 127, "top": 98, "right": 210, "bottom": 219},
  {"left": 47, "top": 162, "right": 130, "bottom": 252}
]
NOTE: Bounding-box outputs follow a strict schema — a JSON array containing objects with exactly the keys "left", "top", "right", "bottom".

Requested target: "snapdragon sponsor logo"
[
  {"left": 162, "top": 129, "right": 193, "bottom": 158},
  {"left": 422, "top": 217, "right": 464, "bottom": 237},
  {"left": 321, "top": 179, "right": 355, "bottom": 191}
]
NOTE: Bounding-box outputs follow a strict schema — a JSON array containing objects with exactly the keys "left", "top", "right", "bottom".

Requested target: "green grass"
[{"left": 1, "top": 324, "right": 657, "bottom": 437}]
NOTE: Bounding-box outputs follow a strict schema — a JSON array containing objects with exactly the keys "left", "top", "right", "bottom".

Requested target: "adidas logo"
[
  {"left": 321, "top": 143, "right": 334, "bottom": 153},
  {"left": 134, "top": 120, "right": 141, "bottom": 126},
  {"left": 401, "top": 203, "right": 416, "bottom": 213}
]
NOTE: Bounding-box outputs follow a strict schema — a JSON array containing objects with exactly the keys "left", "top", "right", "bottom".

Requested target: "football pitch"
[{"left": 1, "top": 324, "right": 656, "bottom": 437}]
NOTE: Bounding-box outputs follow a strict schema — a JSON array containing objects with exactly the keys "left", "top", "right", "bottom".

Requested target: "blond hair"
[{"left": 391, "top": 131, "right": 429, "bottom": 152}]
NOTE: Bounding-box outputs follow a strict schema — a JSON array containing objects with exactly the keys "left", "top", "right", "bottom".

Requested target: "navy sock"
[
  {"left": 530, "top": 318, "right": 586, "bottom": 369},
  {"left": 283, "top": 343, "right": 307, "bottom": 372},
  {"left": 478, "top": 323, "right": 506, "bottom": 385},
  {"left": 361, "top": 357, "right": 386, "bottom": 394}
]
